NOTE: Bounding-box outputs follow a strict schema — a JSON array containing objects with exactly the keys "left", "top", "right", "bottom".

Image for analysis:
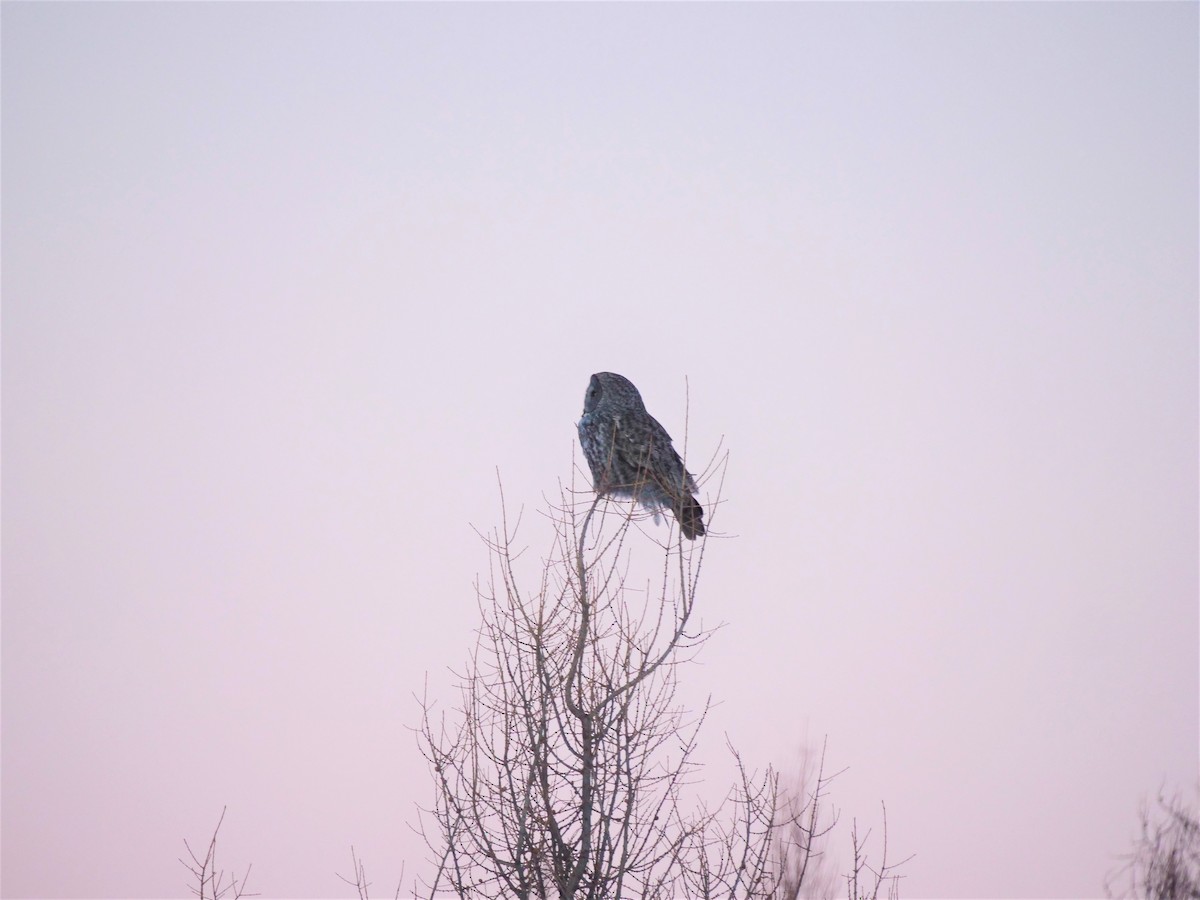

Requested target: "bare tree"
[
  {"left": 416, "top": 458, "right": 815, "bottom": 899},
  {"left": 1108, "top": 790, "right": 1200, "bottom": 900},
  {"left": 174, "top": 461, "right": 909, "bottom": 898},
  {"left": 179, "top": 807, "right": 256, "bottom": 900}
]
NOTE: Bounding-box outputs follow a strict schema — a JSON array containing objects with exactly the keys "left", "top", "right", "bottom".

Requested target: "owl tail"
[{"left": 675, "top": 495, "right": 706, "bottom": 541}]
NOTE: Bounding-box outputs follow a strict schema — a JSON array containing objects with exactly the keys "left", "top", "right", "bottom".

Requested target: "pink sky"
[{"left": 3, "top": 3, "right": 1196, "bottom": 898}]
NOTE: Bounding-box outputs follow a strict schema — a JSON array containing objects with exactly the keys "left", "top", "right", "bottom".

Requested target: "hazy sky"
[{"left": 3, "top": 3, "right": 1196, "bottom": 898}]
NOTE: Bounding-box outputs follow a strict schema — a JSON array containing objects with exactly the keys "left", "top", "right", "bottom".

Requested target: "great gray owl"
[{"left": 577, "top": 372, "right": 706, "bottom": 540}]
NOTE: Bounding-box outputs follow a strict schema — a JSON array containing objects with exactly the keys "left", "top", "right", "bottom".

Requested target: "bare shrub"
[{"left": 1109, "top": 790, "right": 1200, "bottom": 900}]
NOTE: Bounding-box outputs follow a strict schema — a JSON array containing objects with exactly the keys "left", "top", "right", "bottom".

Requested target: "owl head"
[{"left": 583, "top": 372, "right": 647, "bottom": 415}]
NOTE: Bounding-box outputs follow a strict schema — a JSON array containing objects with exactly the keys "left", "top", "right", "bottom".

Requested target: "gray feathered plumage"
[{"left": 577, "top": 372, "right": 705, "bottom": 540}]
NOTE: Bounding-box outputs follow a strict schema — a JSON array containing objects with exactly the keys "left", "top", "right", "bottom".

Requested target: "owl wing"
[
  {"left": 617, "top": 415, "right": 706, "bottom": 540},
  {"left": 609, "top": 415, "right": 682, "bottom": 498}
]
